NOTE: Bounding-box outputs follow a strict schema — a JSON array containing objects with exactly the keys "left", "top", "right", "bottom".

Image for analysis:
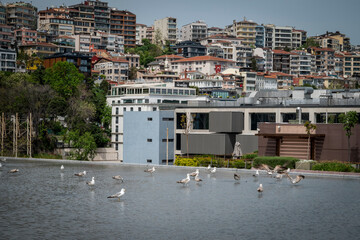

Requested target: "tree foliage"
[
  {"left": 339, "top": 111, "right": 359, "bottom": 162},
  {"left": 65, "top": 130, "right": 97, "bottom": 161}
]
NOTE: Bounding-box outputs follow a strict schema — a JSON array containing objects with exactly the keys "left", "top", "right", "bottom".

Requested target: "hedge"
[
  {"left": 175, "top": 155, "right": 252, "bottom": 169},
  {"left": 311, "top": 162, "right": 357, "bottom": 172},
  {"left": 253, "top": 156, "right": 300, "bottom": 169}
]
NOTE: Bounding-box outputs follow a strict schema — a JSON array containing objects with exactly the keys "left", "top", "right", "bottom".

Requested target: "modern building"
[
  {"left": 264, "top": 24, "right": 293, "bottom": 49},
  {"left": 0, "top": 24, "right": 14, "bottom": 49},
  {"left": 69, "top": 3, "right": 95, "bottom": 35},
  {"left": 110, "top": 9, "right": 136, "bottom": 48},
  {"left": 290, "top": 50, "right": 313, "bottom": 76},
  {"left": 292, "top": 29, "right": 307, "bottom": 49},
  {"left": 6, "top": 1, "right": 37, "bottom": 30},
  {"left": 0, "top": 4, "right": 6, "bottom": 25},
  {"left": 255, "top": 25, "right": 265, "bottom": 48},
  {"left": 93, "top": 57, "right": 129, "bottom": 82},
  {"left": 235, "top": 45, "right": 253, "bottom": 69},
  {"left": 146, "top": 26, "right": 154, "bottom": 43},
  {"left": 0, "top": 48, "right": 16, "bottom": 72},
  {"left": 38, "top": 7, "right": 74, "bottom": 37},
  {"left": 207, "top": 27, "right": 225, "bottom": 37},
  {"left": 272, "top": 49, "right": 291, "bottom": 74},
  {"left": 343, "top": 53, "right": 360, "bottom": 78},
  {"left": 14, "top": 27, "right": 37, "bottom": 45},
  {"left": 231, "top": 18, "right": 257, "bottom": 47},
  {"left": 154, "top": 17, "right": 177, "bottom": 45},
  {"left": 171, "top": 40, "right": 206, "bottom": 58},
  {"left": 19, "top": 42, "right": 58, "bottom": 57},
  {"left": 85, "top": 0, "right": 110, "bottom": 32},
  {"left": 308, "top": 47, "right": 335, "bottom": 75},
  {"left": 43, "top": 52, "right": 92, "bottom": 76},
  {"left": 53, "top": 36, "right": 75, "bottom": 53},
  {"left": 180, "top": 20, "right": 207, "bottom": 42}
]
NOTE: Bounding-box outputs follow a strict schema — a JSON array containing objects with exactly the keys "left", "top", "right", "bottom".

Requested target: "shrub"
[
  {"left": 33, "top": 153, "right": 63, "bottom": 159},
  {"left": 253, "top": 156, "right": 300, "bottom": 169},
  {"left": 241, "top": 153, "right": 258, "bottom": 160},
  {"left": 311, "top": 162, "right": 356, "bottom": 172}
]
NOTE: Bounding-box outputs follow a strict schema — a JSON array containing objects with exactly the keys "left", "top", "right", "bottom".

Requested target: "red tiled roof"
[
  {"left": 272, "top": 49, "right": 291, "bottom": 55},
  {"left": 173, "top": 55, "right": 235, "bottom": 63},
  {"left": 155, "top": 54, "right": 185, "bottom": 59},
  {"left": 311, "top": 47, "right": 335, "bottom": 52}
]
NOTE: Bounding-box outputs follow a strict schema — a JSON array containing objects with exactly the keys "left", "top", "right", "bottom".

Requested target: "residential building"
[
  {"left": 272, "top": 72, "right": 294, "bottom": 90},
  {"left": 171, "top": 41, "right": 206, "bottom": 58},
  {"left": 255, "top": 25, "right": 265, "bottom": 48},
  {"left": 235, "top": 45, "right": 253, "bottom": 69},
  {"left": 93, "top": 57, "right": 129, "bottom": 82},
  {"left": 6, "top": 2, "right": 37, "bottom": 30},
  {"left": 180, "top": 20, "right": 207, "bottom": 41},
  {"left": 43, "top": 52, "right": 91, "bottom": 75},
  {"left": 171, "top": 55, "right": 236, "bottom": 75},
  {"left": 137, "top": 70, "right": 179, "bottom": 82},
  {"left": 316, "top": 31, "right": 351, "bottom": 52},
  {"left": 53, "top": 36, "right": 75, "bottom": 53},
  {"left": 290, "top": 50, "right": 313, "bottom": 76},
  {"left": 256, "top": 73, "right": 277, "bottom": 90},
  {"left": 0, "top": 4, "right": 6, "bottom": 25},
  {"left": 264, "top": 24, "right": 293, "bottom": 49},
  {"left": 85, "top": 0, "right": 110, "bottom": 32},
  {"left": 292, "top": 29, "right": 307, "bottom": 49},
  {"left": 200, "top": 34, "right": 242, "bottom": 46},
  {"left": 146, "top": 26, "right": 154, "bottom": 43},
  {"left": 232, "top": 18, "right": 257, "bottom": 47},
  {"left": 110, "top": 9, "right": 136, "bottom": 48},
  {"left": 253, "top": 48, "right": 273, "bottom": 72},
  {"left": 272, "top": 49, "right": 291, "bottom": 74},
  {"left": 207, "top": 27, "right": 224, "bottom": 37},
  {"left": 19, "top": 42, "right": 58, "bottom": 57},
  {"left": 69, "top": 3, "right": 95, "bottom": 35},
  {"left": 240, "top": 72, "right": 257, "bottom": 92},
  {"left": 150, "top": 54, "right": 184, "bottom": 71},
  {"left": 154, "top": 17, "right": 177, "bottom": 45},
  {"left": 136, "top": 23, "right": 147, "bottom": 45},
  {"left": 334, "top": 53, "right": 344, "bottom": 77},
  {"left": 38, "top": 7, "right": 74, "bottom": 37},
  {"left": 343, "top": 53, "right": 360, "bottom": 78},
  {"left": 0, "top": 24, "right": 14, "bottom": 49},
  {"left": 123, "top": 53, "right": 140, "bottom": 68},
  {"left": 313, "top": 36, "right": 341, "bottom": 52},
  {"left": 308, "top": 47, "right": 335, "bottom": 75},
  {"left": 0, "top": 48, "right": 16, "bottom": 72},
  {"left": 14, "top": 27, "right": 37, "bottom": 45}
]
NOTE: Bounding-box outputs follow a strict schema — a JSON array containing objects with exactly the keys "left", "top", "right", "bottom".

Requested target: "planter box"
[{"left": 296, "top": 160, "right": 316, "bottom": 170}]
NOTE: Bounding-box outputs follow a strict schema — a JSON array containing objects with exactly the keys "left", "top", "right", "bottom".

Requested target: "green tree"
[
  {"left": 65, "top": 130, "right": 97, "bottom": 161},
  {"left": 339, "top": 111, "right": 359, "bottom": 162},
  {"left": 44, "top": 61, "right": 84, "bottom": 99},
  {"left": 250, "top": 57, "right": 258, "bottom": 71},
  {"left": 299, "top": 38, "right": 320, "bottom": 50},
  {"left": 304, "top": 121, "right": 316, "bottom": 160}
]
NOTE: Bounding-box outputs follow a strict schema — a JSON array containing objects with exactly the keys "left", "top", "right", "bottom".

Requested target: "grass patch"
[{"left": 33, "top": 153, "right": 63, "bottom": 159}]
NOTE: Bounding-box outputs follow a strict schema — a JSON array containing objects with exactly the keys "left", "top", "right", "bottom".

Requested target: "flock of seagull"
[{"left": 1, "top": 157, "right": 306, "bottom": 198}]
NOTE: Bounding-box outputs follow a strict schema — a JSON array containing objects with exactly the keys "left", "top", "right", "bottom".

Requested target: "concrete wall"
[
  {"left": 124, "top": 110, "right": 174, "bottom": 165},
  {"left": 209, "top": 112, "right": 244, "bottom": 133},
  {"left": 181, "top": 133, "right": 236, "bottom": 155},
  {"left": 235, "top": 135, "right": 258, "bottom": 154},
  {"left": 93, "top": 148, "right": 119, "bottom": 161}
]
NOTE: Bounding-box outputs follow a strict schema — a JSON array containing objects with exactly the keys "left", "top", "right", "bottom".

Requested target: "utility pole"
[
  {"left": 166, "top": 128, "right": 168, "bottom": 165},
  {"left": 27, "top": 113, "right": 32, "bottom": 157},
  {"left": 1, "top": 113, "right": 4, "bottom": 156}
]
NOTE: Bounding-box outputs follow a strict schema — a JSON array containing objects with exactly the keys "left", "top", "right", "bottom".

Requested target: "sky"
[{"left": 6, "top": 0, "right": 360, "bottom": 45}]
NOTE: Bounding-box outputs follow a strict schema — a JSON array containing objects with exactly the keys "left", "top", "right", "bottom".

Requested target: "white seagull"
[
  {"left": 257, "top": 183, "right": 263, "bottom": 192},
  {"left": 8, "top": 169, "right": 19, "bottom": 173},
  {"left": 144, "top": 166, "right": 155, "bottom": 174},
  {"left": 210, "top": 167, "right": 216, "bottom": 174},
  {"left": 60, "top": 165, "right": 64, "bottom": 170},
  {"left": 108, "top": 188, "right": 126, "bottom": 199},
  {"left": 0, "top": 163, "right": 2, "bottom": 168},
  {"left": 177, "top": 174, "right": 190, "bottom": 185},
  {"left": 75, "top": 171, "right": 86, "bottom": 177},
  {"left": 285, "top": 173, "right": 305, "bottom": 184},
  {"left": 275, "top": 173, "right": 283, "bottom": 180},
  {"left": 86, "top": 177, "right": 95, "bottom": 186},
  {"left": 194, "top": 173, "right": 202, "bottom": 182},
  {"left": 207, "top": 164, "right": 211, "bottom": 172},
  {"left": 112, "top": 175, "right": 124, "bottom": 182},
  {"left": 189, "top": 169, "right": 199, "bottom": 177},
  {"left": 234, "top": 172, "right": 240, "bottom": 181},
  {"left": 253, "top": 170, "right": 259, "bottom": 177}
]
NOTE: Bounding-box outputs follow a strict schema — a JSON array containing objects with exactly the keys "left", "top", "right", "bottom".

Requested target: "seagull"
[
  {"left": 60, "top": 165, "right": 64, "bottom": 170},
  {"left": 1, "top": 158, "right": 6, "bottom": 162},
  {"left": 273, "top": 165, "right": 290, "bottom": 174},
  {"left": 144, "top": 166, "right": 155, "bottom": 174},
  {"left": 234, "top": 172, "right": 240, "bottom": 181},
  {"left": 8, "top": 169, "right": 19, "bottom": 173},
  {"left": 253, "top": 170, "right": 259, "bottom": 177},
  {"left": 189, "top": 169, "right": 199, "bottom": 177},
  {"left": 285, "top": 173, "right": 305, "bottom": 184},
  {"left": 112, "top": 175, "right": 124, "bottom": 182},
  {"left": 86, "top": 177, "right": 95, "bottom": 186},
  {"left": 194, "top": 173, "right": 202, "bottom": 182},
  {"left": 177, "top": 174, "right": 190, "bottom": 185},
  {"left": 207, "top": 164, "right": 211, "bottom": 172},
  {"left": 275, "top": 173, "right": 283, "bottom": 180},
  {"left": 259, "top": 164, "right": 273, "bottom": 175},
  {"left": 108, "top": 188, "right": 126, "bottom": 199},
  {"left": 257, "top": 183, "right": 263, "bottom": 192},
  {"left": 0, "top": 163, "right": 2, "bottom": 168},
  {"left": 75, "top": 171, "right": 86, "bottom": 177},
  {"left": 210, "top": 167, "right": 216, "bottom": 174}
]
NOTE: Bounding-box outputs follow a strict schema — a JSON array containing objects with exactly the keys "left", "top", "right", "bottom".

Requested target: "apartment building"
[
  {"left": 0, "top": 24, "right": 14, "bottom": 49},
  {"left": 53, "top": 36, "right": 75, "bottom": 53},
  {"left": 69, "top": 3, "right": 95, "bottom": 35},
  {"left": 135, "top": 23, "right": 147, "bottom": 45},
  {"left": 14, "top": 27, "right": 37, "bottom": 45},
  {"left": 0, "top": 48, "right": 16, "bottom": 72},
  {"left": 235, "top": 45, "right": 253, "bottom": 69},
  {"left": 154, "top": 17, "right": 177, "bottom": 45},
  {"left": 110, "top": 9, "right": 136, "bottom": 48},
  {"left": 38, "top": 7, "right": 74, "bottom": 37},
  {"left": 292, "top": 29, "right": 307, "bottom": 49},
  {"left": 171, "top": 55, "right": 235, "bottom": 75},
  {"left": 308, "top": 47, "right": 335, "bottom": 75},
  {"left": 255, "top": 25, "right": 265, "bottom": 48},
  {"left": 272, "top": 49, "right": 291, "bottom": 74},
  {"left": 343, "top": 53, "right": 360, "bottom": 77},
  {"left": 256, "top": 73, "right": 277, "bottom": 90},
  {"left": 264, "top": 24, "right": 292, "bottom": 49},
  {"left": 334, "top": 53, "right": 344, "bottom": 77},
  {"left": 316, "top": 31, "right": 351, "bottom": 52},
  {"left": 146, "top": 26, "right": 154, "bottom": 43},
  {"left": 93, "top": 57, "right": 129, "bottom": 82},
  {"left": 85, "top": 0, "right": 110, "bottom": 32},
  {"left": 6, "top": 2, "right": 37, "bottom": 30},
  {"left": 232, "top": 18, "right": 257, "bottom": 47},
  {"left": 171, "top": 41, "right": 206, "bottom": 58},
  {"left": 180, "top": 20, "right": 207, "bottom": 41},
  {"left": 43, "top": 52, "right": 91, "bottom": 75},
  {"left": 313, "top": 36, "right": 341, "bottom": 51},
  {"left": 207, "top": 27, "right": 224, "bottom": 37},
  {"left": 19, "top": 42, "right": 58, "bottom": 57},
  {"left": 0, "top": 4, "right": 6, "bottom": 25},
  {"left": 290, "top": 50, "right": 313, "bottom": 76}
]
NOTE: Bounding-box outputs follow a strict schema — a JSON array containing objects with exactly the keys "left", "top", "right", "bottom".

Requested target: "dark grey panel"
[
  {"left": 235, "top": 135, "right": 258, "bottom": 154},
  {"left": 209, "top": 112, "right": 244, "bottom": 133}
]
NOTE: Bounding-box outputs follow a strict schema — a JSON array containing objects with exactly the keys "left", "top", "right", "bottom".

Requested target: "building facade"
[
  {"left": 6, "top": 2, "right": 37, "bottom": 30},
  {"left": 154, "top": 17, "right": 177, "bottom": 45},
  {"left": 110, "top": 9, "right": 136, "bottom": 48},
  {"left": 180, "top": 20, "right": 207, "bottom": 41},
  {"left": 93, "top": 57, "right": 129, "bottom": 82},
  {"left": 0, "top": 48, "right": 16, "bottom": 72}
]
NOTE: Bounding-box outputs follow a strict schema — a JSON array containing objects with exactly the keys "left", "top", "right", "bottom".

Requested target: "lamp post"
[{"left": 297, "top": 107, "right": 302, "bottom": 124}]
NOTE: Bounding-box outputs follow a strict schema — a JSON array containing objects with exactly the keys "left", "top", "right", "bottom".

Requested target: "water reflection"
[{"left": 0, "top": 159, "right": 360, "bottom": 240}]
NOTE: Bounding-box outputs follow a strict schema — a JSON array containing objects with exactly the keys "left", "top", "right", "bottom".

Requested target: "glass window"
[
  {"left": 193, "top": 113, "right": 209, "bottom": 130},
  {"left": 250, "top": 113, "right": 276, "bottom": 130}
]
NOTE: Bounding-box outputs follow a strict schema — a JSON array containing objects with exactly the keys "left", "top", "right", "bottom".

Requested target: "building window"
[
  {"left": 162, "top": 159, "right": 174, "bottom": 164},
  {"left": 115, "top": 126, "right": 119, "bottom": 133},
  {"left": 115, "top": 144, "right": 118, "bottom": 150},
  {"left": 148, "top": 117, "right": 153, "bottom": 121},
  {"left": 147, "top": 139, "right": 152, "bottom": 142},
  {"left": 123, "top": 107, "right": 126, "bottom": 111},
  {"left": 147, "top": 159, "right": 152, "bottom": 163},
  {"left": 116, "top": 107, "right": 119, "bottom": 115},
  {"left": 115, "top": 135, "right": 118, "bottom": 141},
  {"left": 162, "top": 117, "right": 174, "bottom": 121},
  {"left": 162, "top": 139, "right": 174, "bottom": 142},
  {"left": 138, "top": 107, "right": 141, "bottom": 111},
  {"left": 130, "top": 107, "right": 133, "bottom": 111},
  {"left": 153, "top": 107, "right": 157, "bottom": 111},
  {"left": 116, "top": 116, "right": 119, "bottom": 124}
]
